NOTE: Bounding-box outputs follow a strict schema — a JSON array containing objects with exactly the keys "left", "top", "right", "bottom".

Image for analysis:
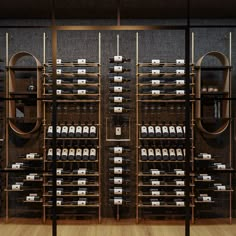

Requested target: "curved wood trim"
[
  {"left": 195, "top": 51, "right": 230, "bottom": 137},
  {"left": 8, "top": 51, "right": 42, "bottom": 138}
]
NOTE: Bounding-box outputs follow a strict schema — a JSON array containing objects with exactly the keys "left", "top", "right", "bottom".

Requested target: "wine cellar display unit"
[{"left": 1, "top": 30, "right": 234, "bottom": 224}]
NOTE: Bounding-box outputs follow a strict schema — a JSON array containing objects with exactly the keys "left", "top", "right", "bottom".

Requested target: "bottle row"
[
  {"left": 140, "top": 124, "right": 186, "bottom": 138},
  {"left": 47, "top": 124, "right": 97, "bottom": 138}
]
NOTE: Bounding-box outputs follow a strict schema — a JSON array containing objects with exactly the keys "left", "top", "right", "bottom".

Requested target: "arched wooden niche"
[
  {"left": 195, "top": 51, "right": 230, "bottom": 137},
  {"left": 8, "top": 51, "right": 42, "bottom": 138}
]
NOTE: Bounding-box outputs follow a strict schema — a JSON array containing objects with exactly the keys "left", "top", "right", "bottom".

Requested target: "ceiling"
[{"left": 1, "top": 0, "right": 236, "bottom": 19}]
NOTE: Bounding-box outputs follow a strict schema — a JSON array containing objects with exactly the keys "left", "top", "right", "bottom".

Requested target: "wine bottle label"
[
  {"left": 114, "top": 66, "right": 122, "bottom": 72},
  {"left": 176, "top": 181, "right": 184, "bottom": 186},
  {"left": 114, "top": 86, "right": 123, "bottom": 92},
  {"left": 176, "top": 149, "right": 183, "bottom": 156},
  {"left": 151, "top": 191, "right": 160, "bottom": 196},
  {"left": 57, "top": 200, "right": 62, "bottom": 205},
  {"left": 56, "top": 90, "right": 62, "bottom": 95},
  {"left": 47, "top": 126, "right": 53, "bottom": 134},
  {"left": 26, "top": 153, "right": 37, "bottom": 159},
  {"left": 148, "top": 148, "right": 154, "bottom": 156},
  {"left": 76, "top": 126, "right": 82, "bottom": 133},
  {"left": 56, "top": 190, "right": 62, "bottom": 195},
  {"left": 114, "top": 198, "right": 123, "bottom": 205},
  {"left": 62, "top": 126, "right": 68, "bottom": 133},
  {"left": 162, "top": 149, "right": 168, "bottom": 156},
  {"left": 77, "top": 180, "right": 86, "bottom": 185},
  {"left": 77, "top": 69, "right": 86, "bottom": 74},
  {"left": 176, "top": 201, "right": 185, "bottom": 206},
  {"left": 148, "top": 126, "right": 154, "bottom": 134},
  {"left": 115, "top": 127, "right": 122, "bottom": 136},
  {"left": 216, "top": 164, "right": 226, "bottom": 169},
  {"left": 69, "top": 148, "right": 75, "bottom": 156},
  {"left": 114, "top": 107, "right": 123, "bottom": 113},
  {"left": 151, "top": 201, "right": 160, "bottom": 206},
  {"left": 77, "top": 190, "right": 86, "bottom": 195},
  {"left": 216, "top": 185, "right": 226, "bottom": 190},
  {"left": 12, "top": 184, "right": 21, "bottom": 190},
  {"left": 69, "top": 126, "right": 75, "bottom": 133},
  {"left": 202, "top": 196, "right": 211, "bottom": 201},
  {"left": 48, "top": 148, "right": 53, "bottom": 156},
  {"left": 141, "top": 148, "right": 147, "bottom": 156},
  {"left": 83, "top": 148, "right": 89, "bottom": 156},
  {"left": 56, "top": 148, "right": 61, "bottom": 156},
  {"left": 151, "top": 180, "right": 160, "bottom": 186},
  {"left": 114, "top": 96, "right": 123, "bottom": 103},
  {"left": 77, "top": 79, "right": 86, "bottom": 85},
  {"left": 151, "top": 80, "right": 160, "bottom": 85},
  {"left": 176, "top": 59, "right": 185, "bottom": 64},
  {"left": 76, "top": 149, "right": 82, "bottom": 156},
  {"left": 162, "top": 126, "right": 168, "bottom": 134},
  {"left": 151, "top": 170, "right": 160, "bottom": 176},
  {"left": 169, "top": 126, "right": 176, "bottom": 134},
  {"left": 83, "top": 126, "right": 89, "bottom": 134},
  {"left": 114, "top": 76, "right": 123, "bottom": 82},
  {"left": 155, "top": 126, "right": 161, "bottom": 134},
  {"left": 26, "top": 175, "right": 35, "bottom": 181},
  {"left": 56, "top": 79, "right": 62, "bottom": 85},
  {"left": 155, "top": 149, "right": 161, "bottom": 156},
  {"left": 176, "top": 126, "right": 183, "bottom": 133},
  {"left": 114, "top": 187, "right": 123, "bottom": 195},
  {"left": 114, "top": 177, "right": 123, "bottom": 184},
  {"left": 176, "top": 191, "right": 185, "bottom": 196},
  {"left": 77, "top": 90, "right": 86, "bottom": 95},
  {"left": 56, "top": 169, "right": 63, "bottom": 175},
  {"left": 152, "top": 70, "right": 160, "bottom": 75},
  {"left": 176, "top": 170, "right": 185, "bottom": 176},
  {"left": 12, "top": 164, "right": 21, "bottom": 169},
  {"left": 90, "top": 148, "right": 96, "bottom": 156},
  {"left": 176, "top": 90, "right": 185, "bottom": 95},
  {"left": 151, "top": 59, "right": 160, "bottom": 64},
  {"left": 114, "top": 167, "right": 123, "bottom": 174},
  {"left": 114, "top": 147, "right": 123, "bottom": 154},
  {"left": 77, "top": 169, "right": 86, "bottom": 175},
  {"left": 26, "top": 196, "right": 36, "bottom": 201},
  {"left": 176, "top": 80, "right": 185, "bottom": 85},
  {"left": 56, "top": 59, "right": 62, "bottom": 64},
  {"left": 56, "top": 180, "right": 62, "bottom": 185},
  {"left": 203, "top": 176, "right": 211, "bottom": 181},
  {"left": 56, "top": 69, "right": 62, "bottom": 74},
  {"left": 176, "top": 69, "right": 185, "bottom": 75},
  {"left": 141, "top": 126, "right": 147, "bottom": 134},
  {"left": 169, "top": 149, "right": 175, "bottom": 156},
  {"left": 77, "top": 200, "right": 86, "bottom": 205},
  {"left": 202, "top": 153, "right": 211, "bottom": 159},
  {"left": 152, "top": 90, "right": 160, "bottom": 95},
  {"left": 62, "top": 149, "right": 68, "bottom": 156},
  {"left": 77, "top": 59, "right": 86, "bottom": 64},
  {"left": 56, "top": 126, "right": 61, "bottom": 133},
  {"left": 183, "top": 149, "right": 186, "bottom": 156},
  {"left": 90, "top": 126, "right": 96, "bottom": 134},
  {"left": 114, "top": 56, "right": 123, "bottom": 62},
  {"left": 114, "top": 157, "right": 122, "bottom": 163}
]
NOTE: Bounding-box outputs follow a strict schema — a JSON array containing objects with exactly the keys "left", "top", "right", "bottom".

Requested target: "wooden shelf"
[
  {"left": 44, "top": 204, "right": 99, "bottom": 208},
  {"left": 138, "top": 62, "right": 186, "bottom": 67},
  {"left": 7, "top": 66, "right": 43, "bottom": 71},
  {"left": 44, "top": 62, "right": 100, "bottom": 67}
]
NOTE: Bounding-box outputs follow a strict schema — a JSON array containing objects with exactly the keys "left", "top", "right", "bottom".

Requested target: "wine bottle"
[
  {"left": 82, "top": 124, "right": 89, "bottom": 137},
  {"left": 109, "top": 167, "right": 130, "bottom": 175},
  {"left": 72, "top": 89, "right": 97, "bottom": 95},
  {"left": 169, "top": 125, "right": 176, "bottom": 138},
  {"left": 162, "top": 148, "right": 169, "bottom": 161},
  {"left": 75, "top": 148, "right": 82, "bottom": 160},
  {"left": 72, "top": 79, "right": 87, "bottom": 85},
  {"left": 109, "top": 96, "right": 131, "bottom": 103},
  {"left": 68, "top": 123, "right": 75, "bottom": 138},
  {"left": 61, "top": 148, "right": 68, "bottom": 160},
  {"left": 68, "top": 148, "right": 75, "bottom": 160},
  {"left": 109, "top": 76, "right": 131, "bottom": 83},
  {"left": 155, "top": 125, "right": 162, "bottom": 138},
  {"left": 75, "top": 123, "right": 82, "bottom": 138},
  {"left": 148, "top": 125, "right": 155, "bottom": 137},
  {"left": 109, "top": 106, "right": 131, "bottom": 113},
  {"left": 56, "top": 125, "right": 61, "bottom": 137},
  {"left": 89, "top": 124, "right": 97, "bottom": 138},
  {"left": 140, "top": 148, "right": 148, "bottom": 161},
  {"left": 47, "top": 124, "right": 53, "bottom": 138},
  {"left": 109, "top": 56, "right": 131, "bottom": 63},
  {"left": 140, "top": 124, "right": 148, "bottom": 138},
  {"left": 109, "top": 86, "right": 130, "bottom": 93},
  {"left": 176, "top": 125, "right": 183, "bottom": 138},
  {"left": 162, "top": 125, "right": 169, "bottom": 138},
  {"left": 109, "top": 197, "right": 130, "bottom": 205},
  {"left": 83, "top": 148, "right": 89, "bottom": 161},
  {"left": 109, "top": 66, "right": 130, "bottom": 73},
  {"left": 109, "top": 147, "right": 130, "bottom": 154},
  {"left": 176, "top": 148, "right": 184, "bottom": 161},
  {"left": 109, "top": 177, "right": 129, "bottom": 185},
  {"left": 148, "top": 148, "right": 155, "bottom": 161},
  {"left": 169, "top": 148, "right": 176, "bottom": 161},
  {"left": 109, "top": 157, "right": 130, "bottom": 164},
  {"left": 47, "top": 148, "right": 53, "bottom": 160},
  {"left": 61, "top": 123, "right": 68, "bottom": 138},
  {"left": 73, "top": 69, "right": 87, "bottom": 75},
  {"left": 197, "top": 153, "right": 212, "bottom": 160},
  {"left": 155, "top": 148, "right": 162, "bottom": 161},
  {"left": 109, "top": 187, "right": 130, "bottom": 195},
  {"left": 89, "top": 148, "right": 97, "bottom": 161}
]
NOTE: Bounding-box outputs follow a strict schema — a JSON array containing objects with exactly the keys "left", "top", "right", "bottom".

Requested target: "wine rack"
[
  {"left": 42, "top": 33, "right": 101, "bottom": 222},
  {"left": 107, "top": 35, "right": 132, "bottom": 220},
  {"left": 136, "top": 32, "right": 195, "bottom": 222}
]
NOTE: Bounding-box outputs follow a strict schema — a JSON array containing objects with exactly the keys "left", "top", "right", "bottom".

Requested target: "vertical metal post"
[{"left": 117, "top": 35, "right": 119, "bottom": 56}]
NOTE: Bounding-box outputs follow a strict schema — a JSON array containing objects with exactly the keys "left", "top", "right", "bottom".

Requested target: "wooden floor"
[{"left": 0, "top": 220, "right": 236, "bottom": 236}]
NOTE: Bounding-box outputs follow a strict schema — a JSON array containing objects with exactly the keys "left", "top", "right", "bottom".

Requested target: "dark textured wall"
[{"left": 0, "top": 18, "right": 236, "bottom": 220}]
